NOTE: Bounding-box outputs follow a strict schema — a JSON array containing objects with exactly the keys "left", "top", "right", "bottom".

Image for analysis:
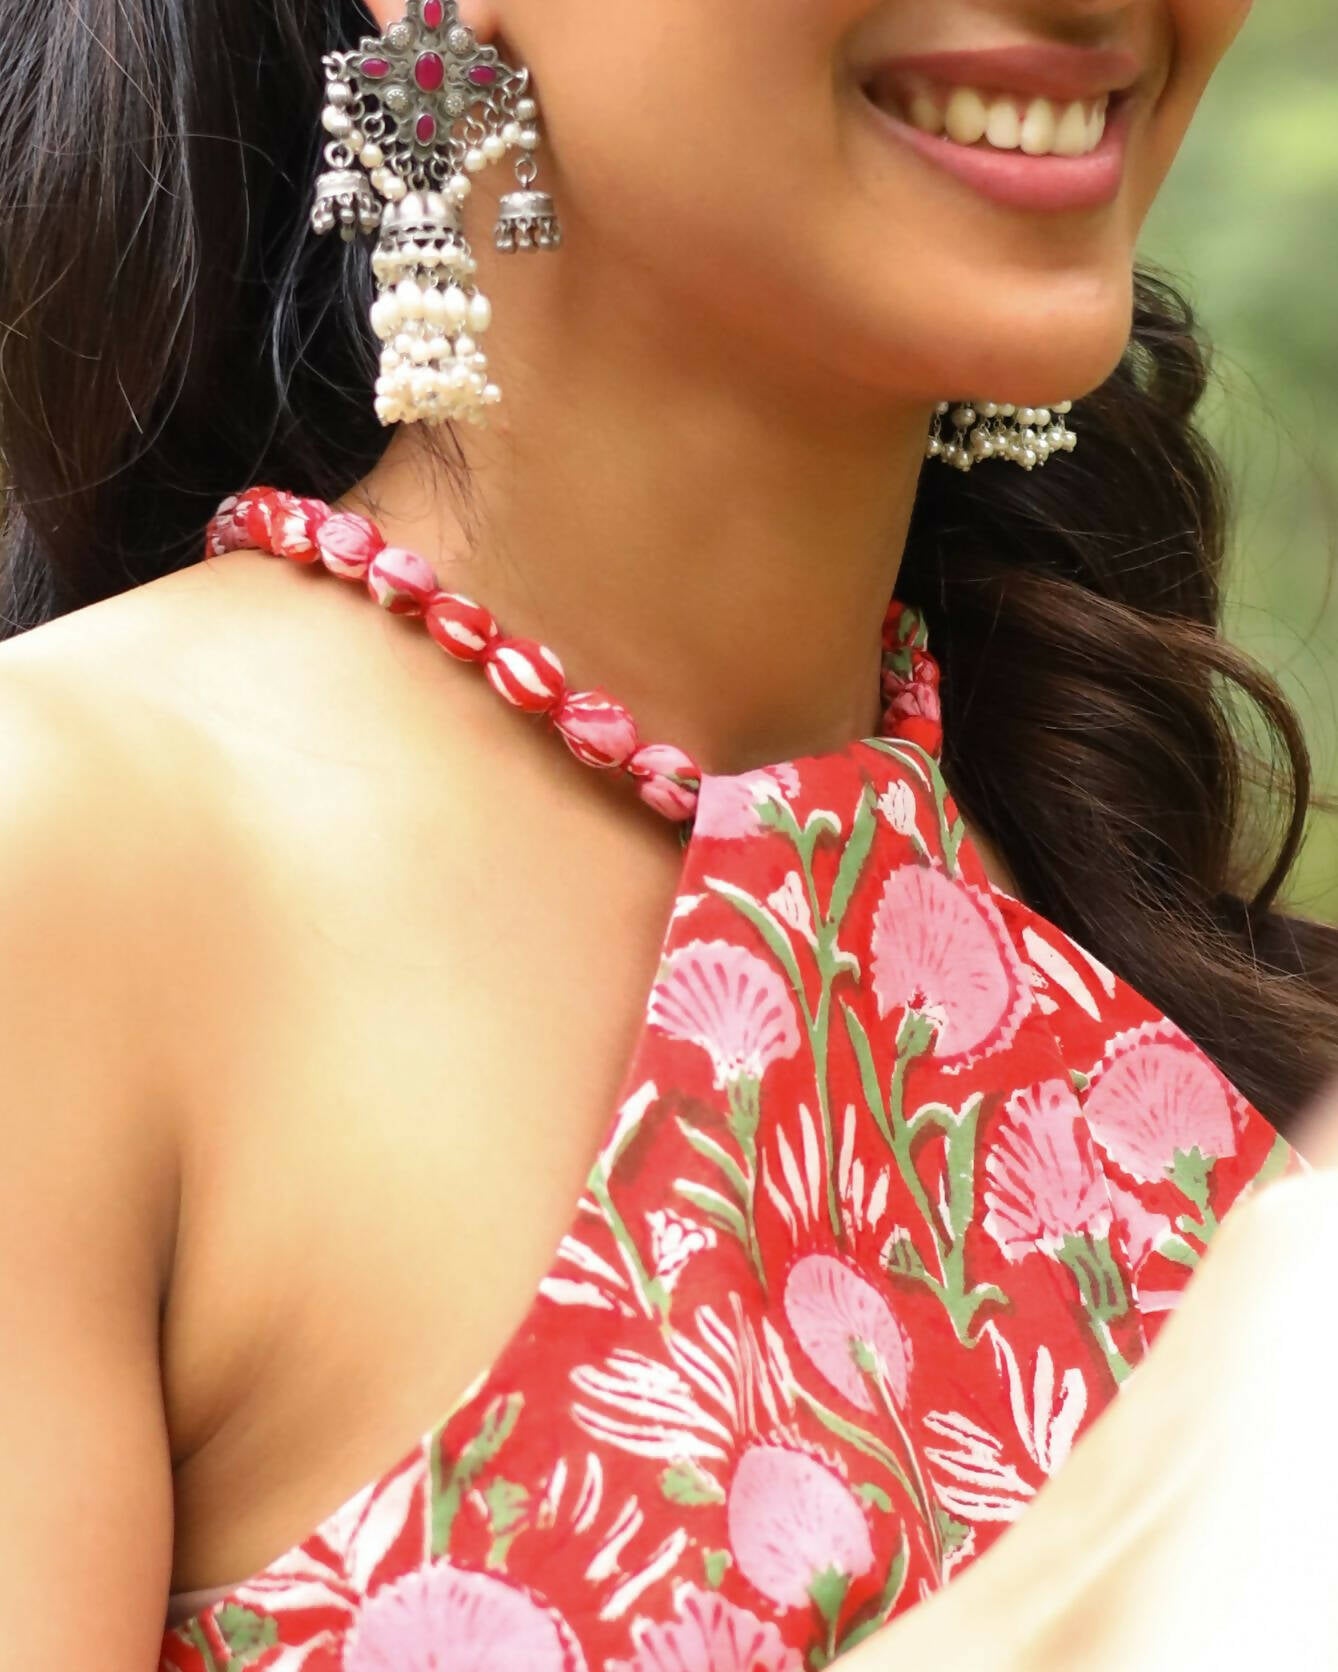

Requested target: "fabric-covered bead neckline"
[{"left": 205, "top": 485, "right": 944, "bottom": 825}]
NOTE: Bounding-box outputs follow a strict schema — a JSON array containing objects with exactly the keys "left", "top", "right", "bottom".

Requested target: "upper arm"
[{"left": 0, "top": 670, "right": 177, "bottom": 1663}]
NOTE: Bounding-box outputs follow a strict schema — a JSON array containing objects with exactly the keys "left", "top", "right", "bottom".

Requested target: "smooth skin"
[{"left": 0, "top": 0, "right": 1299, "bottom": 1662}]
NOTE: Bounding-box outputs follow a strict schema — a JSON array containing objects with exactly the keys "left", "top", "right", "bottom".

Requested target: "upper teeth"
[{"left": 897, "top": 86, "right": 1109, "bottom": 157}]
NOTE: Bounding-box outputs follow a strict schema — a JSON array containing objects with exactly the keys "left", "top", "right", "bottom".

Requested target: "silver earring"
[
  {"left": 926, "top": 400, "right": 1077, "bottom": 473},
  {"left": 310, "top": 0, "right": 562, "bottom": 429}
]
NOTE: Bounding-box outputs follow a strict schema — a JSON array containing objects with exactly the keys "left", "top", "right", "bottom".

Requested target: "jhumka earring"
[
  {"left": 310, "top": 0, "right": 562, "bottom": 428},
  {"left": 926, "top": 398, "right": 1078, "bottom": 472}
]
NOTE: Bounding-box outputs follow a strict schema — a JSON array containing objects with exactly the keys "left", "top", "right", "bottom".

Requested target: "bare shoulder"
[
  {"left": 0, "top": 581, "right": 199, "bottom": 1646},
  {"left": 0, "top": 574, "right": 195, "bottom": 1213},
  {"left": 0, "top": 553, "right": 279, "bottom": 965},
  {"left": 0, "top": 550, "right": 380, "bottom": 1154},
  {"left": 1, "top": 544, "right": 503, "bottom": 804},
  {"left": 0, "top": 546, "right": 380, "bottom": 757},
  {"left": 0, "top": 547, "right": 514, "bottom": 1092}
]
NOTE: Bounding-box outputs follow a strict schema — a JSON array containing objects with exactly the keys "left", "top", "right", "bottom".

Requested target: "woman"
[{"left": 0, "top": 0, "right": 1334, "bottom": 1663}]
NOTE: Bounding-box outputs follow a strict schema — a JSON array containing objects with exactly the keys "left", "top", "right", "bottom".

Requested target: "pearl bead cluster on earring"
[
  {"left": 310, "top": 0, "right": 561, "bottom": 429},
  {"left": 367, "top": 184, "right": 498, "bottom": 427},
  {"left": 926, "top": 400, "right": 1078, "bottom": 473}
]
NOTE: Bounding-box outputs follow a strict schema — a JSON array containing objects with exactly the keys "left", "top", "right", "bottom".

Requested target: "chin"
[
  {"left": 814, "top": 259, "right": 1138, "bottom": 410},
  {"left": 932, "top": 309, "right": 1133, "bottom": 407}
]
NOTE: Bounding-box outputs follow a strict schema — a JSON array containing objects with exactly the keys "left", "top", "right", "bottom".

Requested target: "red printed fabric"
[{"left": 161, "top": 601, "right": 1299, "bottom": 1670}]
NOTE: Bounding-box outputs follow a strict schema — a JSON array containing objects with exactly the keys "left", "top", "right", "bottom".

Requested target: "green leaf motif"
[
  {"left": 828, "top": 786, "right": 878, "bottom": 928},
  {"left": 674, "top": 1179, "right": 749, "bottom": 1243},
  {"left": 884, "top": 1227, "right": 927, "bottom": 1280},
  {"left": 808, "top": 1564, "right": 852, "bottom": 1628},
  {"left": 841, "top": 1002, "right": 892, "bottom": 1150},
  {"left": 676, "top": 1118, "right": 750, "bottom": 1202},
  {"left": 833, "top": 1530, "right": 911, "bottom": 1657},
  {"left": 703, "top": 1547, "right": 732, "bottom": 1587},
  {"left": 216, "top": 1606, "right": 278, "bottom": 1664},
  {"left": 432, "top": 1390, "right": 524, "bottom": 1556},
  {"left": 661, "top": 1461, "right": 726, "bottom": 1506},
  {"left": 936, "top": 1509, "right": 972, "bottom": 1555},
  {"left": 1157, "top": 1235, "right": 1201, "bottom": 1268},
  {"left": 483, "top": 1477, "right": 529, "bottom": 1568},
  {"left": 1251, "top": 1129, "right": 1295, "bottom": 1191},
  {"left": 803, "top": 807, "right": 843, "bottom": 843},
  {"left": 1169, "top": 1145, "right": 1213, "bottom": 1213},
  {"left": 705, "top": 877, "right": 807, "bottom": 994},
  {"left": 854, "top": 1481, "right": 894, "bottom": 1512},
  {"left": 484, "top": 1477, "right": 529, "bottom": 1534},
  {"left": 895, "top": 1007, "right": 940, "bottom": 1058}
]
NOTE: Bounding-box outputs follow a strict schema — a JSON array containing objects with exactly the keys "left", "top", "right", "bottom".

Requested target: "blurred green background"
[{"left": 1140, "top": 0, "right": 1337, "bottom": 922}]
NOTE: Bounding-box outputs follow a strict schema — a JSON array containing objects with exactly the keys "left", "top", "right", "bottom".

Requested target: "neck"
[{"left": 337, "top": 253, "right": 931, "bottom": 777}]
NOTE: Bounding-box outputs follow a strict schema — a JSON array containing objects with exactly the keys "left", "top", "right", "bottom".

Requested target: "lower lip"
[{"left": 861, "top": 94, "right": 1132, "bottom": 213}]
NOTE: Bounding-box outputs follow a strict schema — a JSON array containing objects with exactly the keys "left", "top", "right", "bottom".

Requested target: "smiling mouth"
[{"left": 862, "top": 77, "right": 1117, "bottom": 160}]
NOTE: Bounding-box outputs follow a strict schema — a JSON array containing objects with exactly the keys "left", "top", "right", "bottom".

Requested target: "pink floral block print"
[
  {"left": 607, "top": 1582, "right": 803, "bottom": 1672},
  {"left": 727, "top": 1445, "right": 876, "bottom": 1610},
  {"left": 783, "top": 1253, "right": 913, "bottom": 1412},
  {"left": 692, "top": 765, "right": 802, "bottom": 841},
  {"left": 344, "top": 1566, "right": 586, "bottom": 1672},
  {"left": 162, "top": 598, "right": 1298, "bottom": 1672},
  {"left": 1084, "top": 1019, "right": 1242, "bottom": 1181},
  {"left": 650, "top": 939, "right": 802, "bottom": 1090},
  {"left": 982, "top": 1079, "right": 1113, "bottom": 1260},
  {"left": 870, "top": 863, "right": 1032, "bottom": 1072}
]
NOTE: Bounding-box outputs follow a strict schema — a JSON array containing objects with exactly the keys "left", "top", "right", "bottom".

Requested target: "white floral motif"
[
  {"left": 760, "top": 1102, "right": 892, "bottom": 1245},
  {"left": 766, "top": 871, "right": 818, "bottom": 946},
  {"left": 541, "top": 1231, "right": 639, "bottom": 1317},
  {"left": 1021, "top": 925, "right": 1102, "bottom": 1022},
  {"left": 877, "top": 779, "right": 919, "bottom": 839},
  {"left": 646, "top": 1208, "right": 717, "bottom": 1292},
  {"left": 923, "top": 1326, "right": 1088, "bottom": 1525},
  {"left": 569, "top": 1296, "right": 797, "bottom": 1499}
]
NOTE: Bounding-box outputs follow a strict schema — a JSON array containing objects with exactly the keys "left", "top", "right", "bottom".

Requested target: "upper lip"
[{"left": 861, "top": 43, "right": 1143, "bottom": 104}]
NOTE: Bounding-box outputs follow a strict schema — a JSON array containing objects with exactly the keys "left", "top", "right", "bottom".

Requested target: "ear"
[{"left": 360, "top": 0, "right": 501, "bottom": 36}]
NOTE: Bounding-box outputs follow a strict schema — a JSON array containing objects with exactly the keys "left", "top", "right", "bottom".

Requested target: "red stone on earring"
[
  {"left": 413, "top": 51, "right": 445, "bottom": 92},
  {"left": 422, "top": 0, "right": 444, "bottom": 27},
  {"left": 415, "top": 112, "right": 438, "bottom": 145},
  {"left": 466, "top": 64, "right": 497, "bottom": 85},
  {"left": 361, "top": 57, "right": 390, "bottom": 78}
]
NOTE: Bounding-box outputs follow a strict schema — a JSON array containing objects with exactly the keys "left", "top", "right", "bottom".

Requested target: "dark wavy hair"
[{"left": 2, "top": 0, "right": 1336, "bottom": 1131}]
